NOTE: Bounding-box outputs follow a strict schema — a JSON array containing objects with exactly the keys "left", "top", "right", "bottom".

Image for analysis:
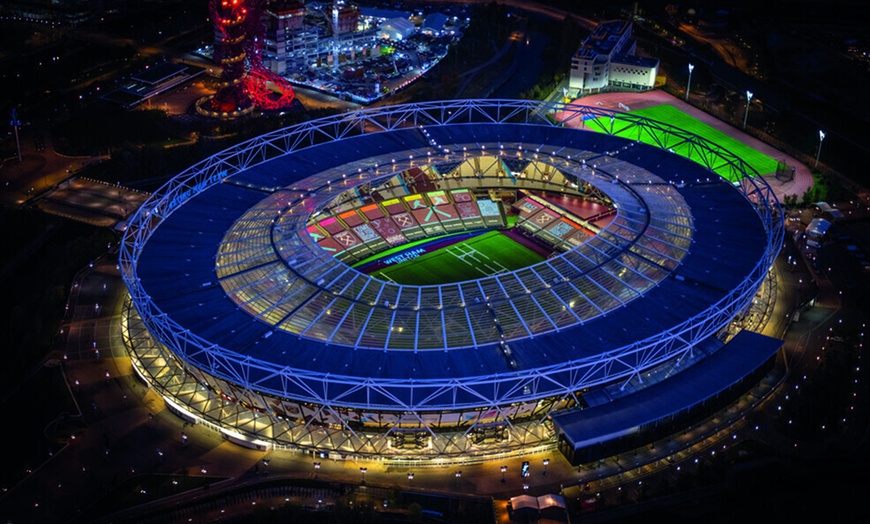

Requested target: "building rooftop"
[
  {"left": 806, "top": 217, "right": 832, "bottom": 237},
  {"left": 131, "top": 62, "right": 189, "bottom": 86},
  {"left": 612, "top": 53, "right": 659, "bottom": 68},
  {"left": 575, "top": 19, "right": 631, "bottom": 60},
  {"left": 360, "top": 7, "right": 412, "bottom": 20},
  {"left": 422, "top": 12, "right": 448, "bottom": 32}
]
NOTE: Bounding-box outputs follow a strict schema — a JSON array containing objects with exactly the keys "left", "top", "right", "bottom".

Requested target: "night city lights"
[{"left": 1, "top": 1, "right": 869, "bottom": 523}]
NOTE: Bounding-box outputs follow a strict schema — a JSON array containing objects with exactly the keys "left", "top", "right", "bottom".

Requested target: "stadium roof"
[
  {"left": 552, "top": 330, "right": 783, "bottom": 449},
  {"left": 124, "top": 100, "right": 780, "bottom": 410}
]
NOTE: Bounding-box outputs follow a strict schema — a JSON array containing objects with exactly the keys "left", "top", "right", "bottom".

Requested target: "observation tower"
[{"left": 198, "top": 0, "right": 296, "bottom": 118}]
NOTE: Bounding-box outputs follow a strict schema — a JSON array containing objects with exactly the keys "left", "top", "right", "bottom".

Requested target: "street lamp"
[
  {"left": 815, "top": 130, "right": 826, "bottom": 168},
  {"left": 9, "top": 107, "right": 22, "bottom": 162},
  {"left": 407, "top": 472, "right": 414, "bottom": 485},
  {"left": 543, "top": 458, "right": 550, "bottom": 476},
  {"left": 743, "top": 90, "right": 753, "bottom": 130},
  {"left": 686, "top": 63, "right": 694, "bottom": 102},
  {"left": 500, "top": 465, "right": 507, "bottom": 483},
  {"left": 360, "top": 467, "right": 367, "bottom": 484}
]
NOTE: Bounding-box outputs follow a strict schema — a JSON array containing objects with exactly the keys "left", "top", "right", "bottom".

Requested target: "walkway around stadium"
[
  {"left": 1, "top": 95, "right": 850, "bottom": 523},
  {"left": 0, "top": 242, "right": 846, "bottom": 524}
]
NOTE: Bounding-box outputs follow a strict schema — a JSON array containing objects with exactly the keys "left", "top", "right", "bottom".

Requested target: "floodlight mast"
[
  {"left": 815, "top": 130, "right": 826, "bottom": 168},
  {"left": 742, "top": 90, "right": 753, "bottom": 130},
  {"left": 686, "top": 63, "right": 694, "bottom": 102}
]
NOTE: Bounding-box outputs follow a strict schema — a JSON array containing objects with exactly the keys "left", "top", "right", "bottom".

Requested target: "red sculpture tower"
[{"left": 199, "top": 0, "right": 296, "bottom": 118}]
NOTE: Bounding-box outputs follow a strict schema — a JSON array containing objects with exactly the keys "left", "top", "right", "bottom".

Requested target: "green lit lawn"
[
  {"left": 591, "top": 104, "right": 779, "bottom": 181},
  {"left": 370, "top": 230, "right": 543, "bottom": 285}
]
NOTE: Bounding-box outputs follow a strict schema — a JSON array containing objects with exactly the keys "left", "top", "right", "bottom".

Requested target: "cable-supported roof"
[{"left": 122, "top": 100, "right": 781, "bottom": 411}]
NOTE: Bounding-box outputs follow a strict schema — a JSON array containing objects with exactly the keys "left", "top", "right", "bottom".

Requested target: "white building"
[
  {"left": 608, "top": 54, "right": 659, "bottom": 91},
  {"left": 569, "top": 20, "right": 658, "bottom": 93},
  {"left": 379, "top": 17, "right": 415, "bottom": 41}
]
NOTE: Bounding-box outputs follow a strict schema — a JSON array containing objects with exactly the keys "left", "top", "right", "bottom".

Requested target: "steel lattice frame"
[{"left": 120, "top": 99, "right": 782, "bottom": 453}]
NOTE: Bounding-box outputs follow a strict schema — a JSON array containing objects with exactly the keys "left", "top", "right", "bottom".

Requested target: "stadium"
[{"left": 119, "top": 99, "right": 783, "bottom": 464}]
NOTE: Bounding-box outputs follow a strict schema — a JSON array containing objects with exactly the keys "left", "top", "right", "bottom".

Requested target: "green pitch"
[
  {"left": 370, "top": 230, "right": 544, "bottom": 285},
  {"left": 590, "top": 104, "right": 779, "bottom": 182}
]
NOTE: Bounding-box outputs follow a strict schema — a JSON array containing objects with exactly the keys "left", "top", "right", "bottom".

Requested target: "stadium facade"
[{"left": 119, "top": 99, "right": 783, "bottom": 464}]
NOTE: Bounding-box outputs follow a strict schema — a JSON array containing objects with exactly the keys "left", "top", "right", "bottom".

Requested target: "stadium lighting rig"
[
  {"left": 743, "top": 90, "right": 753, "bottom": 130},
  {"left": 815, "top": 129, "right": 826, "bottom": 168},
  {"left": 686, "top": 63, "right": 694, "bottom": 102}
]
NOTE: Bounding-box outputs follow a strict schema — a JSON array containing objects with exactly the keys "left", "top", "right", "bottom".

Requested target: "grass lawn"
[
  {"left": 591, "top": 104, "right": 780, "bottom": 181},
  {"left": 370, "top": 230, "right": 543, "bottom": 285}
]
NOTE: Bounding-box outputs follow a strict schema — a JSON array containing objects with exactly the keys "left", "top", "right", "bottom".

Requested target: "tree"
[{"left": 406, "top": 502, "right": 423, "bottom": 523}]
